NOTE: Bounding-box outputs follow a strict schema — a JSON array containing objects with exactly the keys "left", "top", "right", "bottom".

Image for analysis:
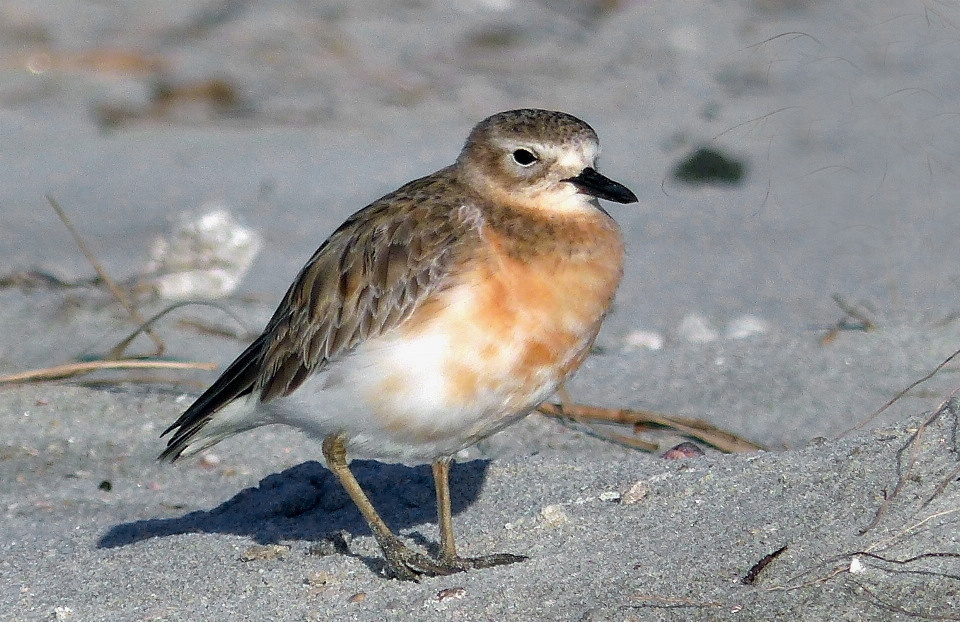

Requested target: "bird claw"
[{"left": 381, "top": 539, "right": 526, "bottom": 581}]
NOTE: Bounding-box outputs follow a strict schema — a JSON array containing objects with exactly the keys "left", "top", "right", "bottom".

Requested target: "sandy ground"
[{"left": 2, "top": 1, "right": 960, "bottom": 620}]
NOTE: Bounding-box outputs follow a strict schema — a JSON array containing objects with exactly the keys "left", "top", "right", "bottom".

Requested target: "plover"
[{"left": 161, "top": 109, "right": 638, "bottom": 580}]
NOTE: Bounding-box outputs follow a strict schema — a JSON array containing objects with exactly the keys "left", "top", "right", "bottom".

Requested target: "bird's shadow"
[{"left": 98, "top": 459, "right": 490, "bottom": 564}]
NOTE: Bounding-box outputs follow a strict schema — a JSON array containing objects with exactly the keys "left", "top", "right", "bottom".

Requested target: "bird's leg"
[
  {"left": 321, "top": 434, "right": 454, "bottom": 581},
  {"left": 431, "top": 456, "right": 527, "bottom": 571},
  {"left": 432, "top": 456, "right": 458, "bottom": 563},
  {"left": 321, "top": 435, "right": 524, "bottom": 580}
]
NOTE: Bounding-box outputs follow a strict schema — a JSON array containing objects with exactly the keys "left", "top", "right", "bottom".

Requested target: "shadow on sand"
[{"left": 98, "top": 459, "right": 490, "bottom": 563}]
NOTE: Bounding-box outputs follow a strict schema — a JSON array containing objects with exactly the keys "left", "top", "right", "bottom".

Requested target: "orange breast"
[{"left": 400, "top": 213, "right": 624, "bottom": 415}]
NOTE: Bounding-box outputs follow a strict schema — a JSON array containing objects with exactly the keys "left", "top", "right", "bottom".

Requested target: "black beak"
[{"left": 564, "top": 167, "right": 638, "bottom": 204}]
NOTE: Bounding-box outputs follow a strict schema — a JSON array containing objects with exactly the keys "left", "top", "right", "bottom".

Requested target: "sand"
[{"left": 2, "top": 1, "right": 960, "bottom": 619}]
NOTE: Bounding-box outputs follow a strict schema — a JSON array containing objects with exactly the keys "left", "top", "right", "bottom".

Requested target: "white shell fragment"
[
  {"left": 623, "top": 329, "right": 665, "bottom": 351},
  {"left": 145, "top": 206, "right": 262, "bottom": 300},
  {"left": 539, "top": 504, "right": 570, "bottom": 527},
  {"left": 724, "top": 315, "right": 769, "bottom": 340},
  {"left": 676, "top": 313, "right": 719, "bottom": 344}
]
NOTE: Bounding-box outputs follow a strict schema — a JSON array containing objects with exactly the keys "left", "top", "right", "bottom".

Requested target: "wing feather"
[
  {"left": 259, "top": 186, "right": 476, "bottom": 400},
  {"left": 160, "top": 171, "right": 480, "bottom": 460}
]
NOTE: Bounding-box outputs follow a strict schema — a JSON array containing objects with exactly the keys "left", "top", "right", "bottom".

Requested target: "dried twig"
[
  {"left": 0, "top": 359, "right": 215, "bottom": 385},
  {"left": 925, "top": 461, "right": 960, "bottom": 508},
  {"left": 742, "top": 545, "right": 789, "bottom": 585},
  {"left": 0, "top": 270, "right": 103, "bottom": 290},
  {"left": 537, "top": 402, "right": 762, "bottom": 453},
  {"left": 839, "top": 346, "right": 960, "bottom": 437},
  {"left": 596, "top": 430, "right": 659, "bottom": 452},
  {"left": 850, "top": 577, "right": 960, "bottom": 620},
  {"left": 921, "top": 397, "right": 960, "bottom": 507},
  {"left": 860, "top": 392, "right": 960, "bottom": 534},
  {"left": 820, "top": 294, "right": 876, "bottom": 345},
  {"left": 742, "top": 510, "right": 960, "bottom": 611},
  {"left": 46, "top": 195, "right": 164, "bottom": 356},
  {"left": 857, "top": 550, "right": 960, "bottom": 567},
  {"left": 760, "top": 565, "right": 847, "bottom": 594},
  {"left": 176, "top": 318, "right": 253, "bottom": 340},
  {"left": 107, "top": 300, "right": 253, "bottom": 359},
  {"left": 864, "top": 508, "right": 960, "bottom": 555},
  {"left": 831, "top": 294, "right": 876, "bottom": 331}
]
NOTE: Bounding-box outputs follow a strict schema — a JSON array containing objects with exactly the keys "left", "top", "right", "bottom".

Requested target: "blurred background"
[{"left": 1, "top": 0, "right": 960, "bottom": 446}]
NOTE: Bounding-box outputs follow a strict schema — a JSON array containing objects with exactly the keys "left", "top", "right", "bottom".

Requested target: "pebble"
[
  {"left": 240, "top": 544, "right": 289, "bottom": 562},
  {"left": 437, "top": 587, "right": 467, "bottom": 601},
  {"left": 621, "top": 481, "right": 650, "bottom": 505}
]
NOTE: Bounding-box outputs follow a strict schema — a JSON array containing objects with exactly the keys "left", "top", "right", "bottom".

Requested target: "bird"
[{"left": 160, "top": 108, "right": 638, "bottom": 581}]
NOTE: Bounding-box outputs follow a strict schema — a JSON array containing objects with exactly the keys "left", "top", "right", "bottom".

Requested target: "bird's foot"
[{"left": 381, "top": 538, "right": 526, "bottom": 581}]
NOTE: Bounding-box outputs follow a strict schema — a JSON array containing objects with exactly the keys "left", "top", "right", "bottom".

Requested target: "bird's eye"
[{"left": 511, "top": 149, "right": 538, "bottom": 167}]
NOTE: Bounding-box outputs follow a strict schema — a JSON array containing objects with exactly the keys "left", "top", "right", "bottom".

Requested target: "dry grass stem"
[
  {"left": 0, "top": 359, "right": 216, "bottom": 385},
  {"left": 46, "top": 194, "right": 165, "bottom": 356},
  {"left": 107, "top": 300, "right": 253, "bottom": 359},
  {"left": 859, "top": 390, "right": 960, "bottom": 534},
  {"left": 840, "top": 346, "right": 960, "bottom": 437},
  {"left": 537, "top": 402, "right": 761, "bottom": 453}
]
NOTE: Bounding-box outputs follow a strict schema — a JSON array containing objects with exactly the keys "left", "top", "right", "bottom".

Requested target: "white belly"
[{"left": 252, "top": 299, "right": 562, "bottom": 462}]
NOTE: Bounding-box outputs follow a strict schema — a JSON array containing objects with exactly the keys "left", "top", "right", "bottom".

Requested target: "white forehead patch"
[{"left": 555, "top": 143, "right": 598, "bottom": 171}]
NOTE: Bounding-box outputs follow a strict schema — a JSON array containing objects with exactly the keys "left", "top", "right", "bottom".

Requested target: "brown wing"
[
  {"left": 160, "top": 171, "right": 479, "bottom": 461},
  {"left": 257, "top": 174, "right": 479, "bottom": 400}
]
